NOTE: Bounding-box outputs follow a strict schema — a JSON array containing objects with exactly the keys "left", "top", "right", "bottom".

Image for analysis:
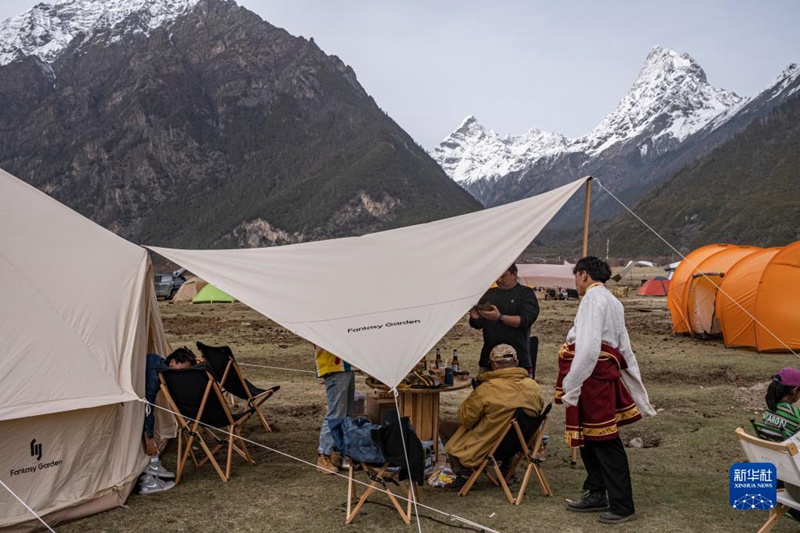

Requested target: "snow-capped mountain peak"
[
  {"left": 572, "top": 45, "right": 743, "bottom": 155},
  {"left": 770, "top": 63, "right": 800, "bottom": 99},
  {"left": 432, "top": 116, "right": 569, "bottom": 185},
  {"left": 433, "top": 46, "right": 746, "bottom": 187},
  {"left": 0, "top": 0, "right": 201, "bottom": 66}
]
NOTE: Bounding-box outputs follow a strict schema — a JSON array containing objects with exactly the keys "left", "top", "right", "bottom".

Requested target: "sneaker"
[
  {"left": 566, "top": 491, "right": 610, "bottom": 513},
  {"left": 138, "top": 473, "right": 175, "bottom": 495},
  {"left": 598, "top": 511, "right": 636, "bottom": 524},
  {"left": 316, "top": 454, "right": 338, "bottom": 475},
  {"left": 143, "top": 456, "right": 175, "bottom": 480}
]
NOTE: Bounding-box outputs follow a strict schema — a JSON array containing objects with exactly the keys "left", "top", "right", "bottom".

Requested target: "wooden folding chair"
[
  {"left": 344, "top": 417, "right": 423, "bottom": 525},
  {"left": 158, "top": 363, "right": 255, "bottom": 483},
  {"left": 196, "top": 341, "right": 280, "bottom": 435},
  {"left": 736, "top": 427, "right": 800, "bottom": 533},
  {"left": 346, "top": 462, "right": 418, "bottom": 524},
  {"left": 459, "top": 404, "right": 553, "bottom": 504}
]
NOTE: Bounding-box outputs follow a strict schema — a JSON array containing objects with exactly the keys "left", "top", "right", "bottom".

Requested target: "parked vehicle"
[{"left": 154, "top": 269, "right": 186, "bottom": 300}]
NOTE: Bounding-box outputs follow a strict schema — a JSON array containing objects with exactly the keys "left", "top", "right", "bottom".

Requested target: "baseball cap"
[
  {"left": 490, "top": 344, "right": 517, "bottom": 361},
  {"left": 777, "top": 367, "right": 800, "bottom": 387}
]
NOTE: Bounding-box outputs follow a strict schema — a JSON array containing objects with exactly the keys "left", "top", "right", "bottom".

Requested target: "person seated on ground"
[
  {"left": 439, "top": 344, "right": 544, "bottom": 491},
  {"left": 140, "top": 346, "right": 197, "bottom": 494}
]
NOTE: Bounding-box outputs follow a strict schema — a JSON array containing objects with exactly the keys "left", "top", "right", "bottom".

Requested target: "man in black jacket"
[{"left": 469, "top": 264, "right": 539, "bottom": 375}]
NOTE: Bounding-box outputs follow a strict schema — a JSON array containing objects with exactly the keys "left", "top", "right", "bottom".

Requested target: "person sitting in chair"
[
  {"left": 440, "top": 344, "right": 544, "bottom": 490},
  {"left": 140, "top": 347, "right": 197, "bottom": 494}
]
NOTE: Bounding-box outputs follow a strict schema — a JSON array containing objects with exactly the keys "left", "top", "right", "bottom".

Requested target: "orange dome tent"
[
  {"left": 668, "top": 244, "right": 730, "bottom": 334},
  {"left": 753, "top": 242, "right": 800, "bottom": 351},
  {"left": 684, "top": 245, "right": 761, "bottom": 336},
  {"left": 715, "top": 248, "right": 780, "bottom": 349},
  {"left": 671, "top": 241, "right": 800, "bottom": 352}
]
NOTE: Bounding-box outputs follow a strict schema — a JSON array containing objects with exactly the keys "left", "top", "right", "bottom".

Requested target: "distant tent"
[
  {"left": 516, "top": 263, "right": 575, "bottom": 289},
  {"left": 193, "top": 284, "right": 237, "bottom": 303},
  {"left": 173, "top": 276, "right": 208, "bottom": 303},
  {"left": 636, "top": 277, "right": 670, "bottom": 296},
  {"left": 669, "top": 241, "right": 800, "bottom": 352}
]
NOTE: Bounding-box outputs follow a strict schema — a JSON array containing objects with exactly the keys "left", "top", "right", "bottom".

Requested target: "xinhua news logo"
[
  {"left": 730, "top": 462, "right": 777, "bottom": 510},
  {"left": 30, "top": 438, "right": 42, "bottom": 461}
]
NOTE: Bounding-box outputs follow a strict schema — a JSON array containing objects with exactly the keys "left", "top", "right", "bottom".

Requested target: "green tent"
[{"left": 192, "top": 284, "right": 237, "bottom": 304}]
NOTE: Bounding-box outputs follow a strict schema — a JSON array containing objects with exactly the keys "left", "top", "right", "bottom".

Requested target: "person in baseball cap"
[{"left": 753, "top": 367, "right": 800, "bottom": 442}]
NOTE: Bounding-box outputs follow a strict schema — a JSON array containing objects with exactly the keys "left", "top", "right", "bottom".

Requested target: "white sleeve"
[{"left": 561, "top": 294, "right": 604, "bottom": 405}]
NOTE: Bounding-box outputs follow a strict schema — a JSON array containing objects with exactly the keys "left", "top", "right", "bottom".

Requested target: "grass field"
[{"left": 57, "top": 269, "right": 798, "bottom": 532}]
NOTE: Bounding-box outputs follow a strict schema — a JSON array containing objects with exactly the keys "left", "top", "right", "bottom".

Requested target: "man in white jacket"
[{"left": 556, "top": 257, "right": 656, "bottom": 525}]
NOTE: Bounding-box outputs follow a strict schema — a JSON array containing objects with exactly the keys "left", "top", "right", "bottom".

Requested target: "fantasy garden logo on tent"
[
  {"left": 8, "top": 438, "right": 63, "bottom": 477},
  {"left": 729, "top": 462, "right": 777, "bottom": 510}
]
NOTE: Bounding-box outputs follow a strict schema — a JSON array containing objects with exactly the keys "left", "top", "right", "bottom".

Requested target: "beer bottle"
[
  {"left": 452, "top": 349, "right": 459, "bottom": 372},
  {"left": 421, "top": 356, "right": 429, "bottom": 371},
  {"left": 435, "top": 348, "right": 442, "bottom": 370}
]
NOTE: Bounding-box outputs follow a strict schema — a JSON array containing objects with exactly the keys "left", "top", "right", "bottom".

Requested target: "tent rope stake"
[
  {"left": 140, "top": 398, "right": 502, "bottom": 533},
  {"left": 595, "top": 178, "right": 799, "bottom": 357},
  {"left": 0, "top": 479, "right": 56, "bottom": 532}
]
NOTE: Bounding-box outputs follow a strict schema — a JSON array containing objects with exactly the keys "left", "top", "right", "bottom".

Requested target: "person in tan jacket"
[{"left": 441, "top": 344, "right": 544, "bottom": 490}]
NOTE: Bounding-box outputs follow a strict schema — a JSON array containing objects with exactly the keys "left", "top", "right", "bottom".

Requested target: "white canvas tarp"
[
  {"left": 0, "top": 168, "right": 170, "bottom": 529},
  {"left": 150, "top": 177, "right": 588, "bottom": 389}
]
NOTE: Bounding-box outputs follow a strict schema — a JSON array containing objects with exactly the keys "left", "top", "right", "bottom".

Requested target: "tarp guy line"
[
  {"left": 0, "top": 479, "right": 55, "bottom": 532},
  {"left": 140, "top": 399, "right": 502, "bottom": 533},
  {"left": 594, "top": 179, "right": 798, "bottom": 357}
]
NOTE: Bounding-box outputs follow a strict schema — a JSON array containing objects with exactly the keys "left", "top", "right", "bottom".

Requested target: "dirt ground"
[{"left": 58, "top": 268, "right": 798, "bottom": 532}]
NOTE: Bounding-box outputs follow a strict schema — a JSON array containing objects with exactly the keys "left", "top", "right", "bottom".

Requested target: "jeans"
[
  {"left": 317, "top": 371, "right": 355, "bottom": 455},
  {"left": 328, "top": 417, "right": 385, "bottom": 464},
  {"left": 144, "top": 354, "right": 167, "bottom": 438}
]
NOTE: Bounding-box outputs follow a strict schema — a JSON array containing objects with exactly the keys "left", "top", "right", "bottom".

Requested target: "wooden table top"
[{"left": 365, "top": 376, "right": 472, "bottom": 394}]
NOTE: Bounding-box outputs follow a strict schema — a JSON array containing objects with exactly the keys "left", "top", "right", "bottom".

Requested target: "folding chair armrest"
[{"left": 250, "top": 386, "right": 279, "bottom": 403}]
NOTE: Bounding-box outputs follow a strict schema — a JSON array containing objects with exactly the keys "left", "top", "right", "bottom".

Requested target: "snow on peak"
[
  {"left": 572, "top": 46, "right": 743, "bottom": 154},
  {"left": 0, "top": 0, "right": 201, "bottom": 66},
  {"left": 434, "top": 46, "right": 745, "bottom": 185},
  {"left": 431, "top": 116, "right": 569, "bottom": 184},
  {"left": 769, "top": 63, "right": 800, "bottom": 99}
]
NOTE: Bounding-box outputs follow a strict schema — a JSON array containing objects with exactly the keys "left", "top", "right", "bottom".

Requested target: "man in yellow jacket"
[{"left": 442, "top": 344, "right": 544, "bottom": 489}]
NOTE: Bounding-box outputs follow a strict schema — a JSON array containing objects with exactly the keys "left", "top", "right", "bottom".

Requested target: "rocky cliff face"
[{"left": 0, "top": 0, "right": 481, "bottom": 248}]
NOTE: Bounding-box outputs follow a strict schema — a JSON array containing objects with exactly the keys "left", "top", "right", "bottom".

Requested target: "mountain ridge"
[{"left": 0, "top": 0, "right": 482, "bottom": 248}]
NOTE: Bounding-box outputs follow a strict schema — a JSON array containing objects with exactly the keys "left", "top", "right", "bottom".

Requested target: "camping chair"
[
  {"left": 735, "top": 427, "right": 800, "bottom": 532},
  {"left": 158, "top": 363, "right": 255, "bottom": 483},
  {"left": 196, "top": 341, "right": 280, "bottom": 435},
  {"left": 345, "top": 417, "right": 423, "bottom": 525},
  {"left": 459, "top": 404, "right": 553, "bottom": 504}
]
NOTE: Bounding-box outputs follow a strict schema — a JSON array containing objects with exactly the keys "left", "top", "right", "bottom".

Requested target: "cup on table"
[{"left": 444, "top": 367, "right": 454, "bottom": 386}]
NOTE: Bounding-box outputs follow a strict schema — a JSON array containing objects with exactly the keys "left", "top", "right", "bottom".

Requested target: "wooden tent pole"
[{"left": 581, "top": 177, "right": 593, "bottom": 257}]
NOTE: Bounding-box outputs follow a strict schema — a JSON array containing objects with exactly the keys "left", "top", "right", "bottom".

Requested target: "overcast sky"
[{"left": 1, "top": 1, "right": 798, "bottom": 149}]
